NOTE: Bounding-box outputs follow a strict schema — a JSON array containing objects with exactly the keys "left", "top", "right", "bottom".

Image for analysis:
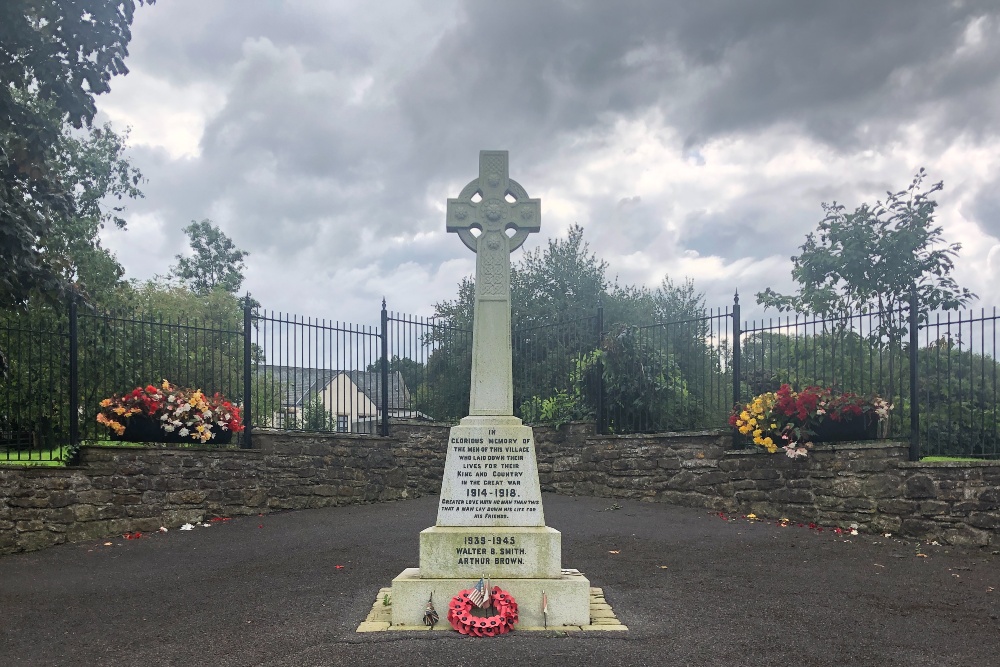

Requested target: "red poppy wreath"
[{"left": 447, "top": 587, "right": 519, "bottom": 636}]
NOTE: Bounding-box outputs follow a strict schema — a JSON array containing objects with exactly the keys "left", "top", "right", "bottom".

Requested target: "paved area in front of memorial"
[{"left": 2, "top": 494, "right": 997, "bottom": 666}]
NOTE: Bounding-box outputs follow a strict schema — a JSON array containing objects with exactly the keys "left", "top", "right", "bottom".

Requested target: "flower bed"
[
  {"left": 97, "top": 380, "right": 243, "bottom": 443},
  {"left": 730, "top": 384, "right": 891, "bottom": 458}
]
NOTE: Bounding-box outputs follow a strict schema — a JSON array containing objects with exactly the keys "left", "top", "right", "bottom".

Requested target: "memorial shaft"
[{"left": 446, "top": 150, "right": 540, "bottom": 416}]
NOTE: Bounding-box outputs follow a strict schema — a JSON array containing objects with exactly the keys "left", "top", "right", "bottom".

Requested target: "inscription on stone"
[{"left": 436, "top": 424, "right": 545, "bottom": 527}]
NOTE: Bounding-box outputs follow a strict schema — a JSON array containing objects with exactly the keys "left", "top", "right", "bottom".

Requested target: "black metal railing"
[
  {"left": 600, "top": 308, "right": 733, "bottom": 434},
  {"left": 737, "top": 307, "right": 913, "bottom": 440},
  {"left": 917, "top": 307, "right": 1000, "bottom": 458},
  {"left": 4, "top": 292, "right": 1000, "bottom": 463},
  {"left": 383, "top": 307, "right": 472, "bottom": 425},
  {"left": 249, "top": 309, "right": 381, "bottom": 435},
  {"left": 512, "top": 312, "right": 599, "bottom": 425},
  {"left": 0, "top": 307, "right": 70, "bottom": 463}
]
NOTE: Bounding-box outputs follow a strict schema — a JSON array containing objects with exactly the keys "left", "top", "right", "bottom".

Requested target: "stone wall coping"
[
  {"left": 254, "top": 428, "right": 394, "bottom": 442},
  {"left": 723, "top": 440, "right": 909, "bottom": 456},
  {"left": 583, "top": 429, "right": 728, "bottom": 441},
  {"left": 900, "top": 459, "right": 1000, "bottom": 468},
  {"left": 78, "top": 444, "right": 265, "bottom": 458}
]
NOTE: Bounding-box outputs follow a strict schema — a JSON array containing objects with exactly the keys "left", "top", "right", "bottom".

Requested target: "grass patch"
[
  {"left": 920, "top": 455, "right": 993, "bottom": 463},
  {"left": 0, "top": 446, "right": 71, "bottom": 466}
]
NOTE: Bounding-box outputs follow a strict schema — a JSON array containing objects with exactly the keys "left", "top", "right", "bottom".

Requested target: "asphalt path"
[{"left": 1, "top": 494, "right": 998, "bottom": 667}]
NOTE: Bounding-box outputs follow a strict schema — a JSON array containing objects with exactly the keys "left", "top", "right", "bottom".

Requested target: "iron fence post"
[
  {"left": 68, "top": 297, "right": 79, "bottom": 464},
  {"left": 596, "top": 301, "right": 606, "bottom": 434},
  {"left": 381, "top": 298, "right": 390, "bottom": 437},
  {"left": 242, "top": 298, "right": 253, "bottom": 449},
  {"left": 732, "top": 290, "right": 741, "bottom": 449},
  {"left": 909, "top": 286, "right": 920, "bottom": 461}
]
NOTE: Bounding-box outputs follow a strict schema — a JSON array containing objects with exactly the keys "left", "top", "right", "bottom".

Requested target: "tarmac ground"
[{"left": 2, "top": 493, "right": 998, "bottom": 667}]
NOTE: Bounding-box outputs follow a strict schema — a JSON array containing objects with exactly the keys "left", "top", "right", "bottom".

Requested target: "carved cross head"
[{"left": 446, "top": 150, "right": 541, "bottom": 253}]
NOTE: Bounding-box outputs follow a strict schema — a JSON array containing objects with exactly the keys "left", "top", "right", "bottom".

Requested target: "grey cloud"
[
  {"left": 98, "top": 0, "right": 1000, "bottom": 324},
  {"left": 967, "top": 178, "right": 1000, "bottom": 240}
]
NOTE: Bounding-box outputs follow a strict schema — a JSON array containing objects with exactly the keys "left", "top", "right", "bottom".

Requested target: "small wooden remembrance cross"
[{"left": 447, "top": 150, "right": 540, "bottom": 416}]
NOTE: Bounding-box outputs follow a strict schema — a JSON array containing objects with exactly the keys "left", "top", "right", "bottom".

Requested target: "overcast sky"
[{"left": 94, "top": 0, "right": 1000, "bottom": 327}]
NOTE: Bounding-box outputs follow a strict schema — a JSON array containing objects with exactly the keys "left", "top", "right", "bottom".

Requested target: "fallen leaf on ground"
[
  {"left": 335, "top": 565, "right": 345, "bottom": 569},
  {"left": 103, "top": 542, "right": 113, "bottom": 546},
  {"left": 608, "top": 550, "right": 620, "bottom": 554},
  {"left": 916, "top": 553, "right": 928, "bottom": 558},
  {"left": 658, "top": 565, "right": 668, "bottom": 569},
  {"left": 179, "top": 523, "right": 194, "bottom": 531}
]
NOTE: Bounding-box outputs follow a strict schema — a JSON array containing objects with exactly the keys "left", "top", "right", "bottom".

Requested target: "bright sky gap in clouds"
[{"left": 95, "top": 1, "right": 1000, "bottom": 326}]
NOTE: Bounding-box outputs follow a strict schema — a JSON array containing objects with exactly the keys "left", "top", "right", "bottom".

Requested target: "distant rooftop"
[{"left": 257, "top": 366, "right": 410, "bottom": 410}]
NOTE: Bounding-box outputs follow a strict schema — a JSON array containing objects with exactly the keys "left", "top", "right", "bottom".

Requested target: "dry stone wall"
[
  {"left": 533, "top": 422, "right": 1000, "bottom": 548},
  {"left": 1, "top": 421, "right": 998, "bottom": 555},
  {"left": 0, "top": 424, "right": 444, "bottom": 555}
]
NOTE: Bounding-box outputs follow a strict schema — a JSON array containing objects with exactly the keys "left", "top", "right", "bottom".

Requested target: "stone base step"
[{"left": 390, "top": 567, "right": 591, "bottom": 627}]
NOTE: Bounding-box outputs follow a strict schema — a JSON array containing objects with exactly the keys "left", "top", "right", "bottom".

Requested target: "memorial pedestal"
[{"left": 390, "top": 417, "right": 590, "bottom": 628}]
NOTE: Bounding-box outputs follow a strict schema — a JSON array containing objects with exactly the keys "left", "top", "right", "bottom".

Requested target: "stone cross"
[{"left": 447, "top": 150, "right": 540, "bottom": 416}]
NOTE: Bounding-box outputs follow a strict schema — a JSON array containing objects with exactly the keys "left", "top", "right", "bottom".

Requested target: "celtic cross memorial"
[
  {"left": 390, "top": 151, "right": 590, "bottom": 628},
  {"left": 446, "top": 149, "right": 540, "bottom": 416}
]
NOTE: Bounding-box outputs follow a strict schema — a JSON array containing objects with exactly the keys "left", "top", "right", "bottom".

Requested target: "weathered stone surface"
[
  {"left": 904, "top": 474, "right": 937, "bottom": 499},
  {"left": 2, "top": 427, "right": 999, "bottom": 555},
  {"left": 943, "top": 525, "right": 990, "bottom": 547}
]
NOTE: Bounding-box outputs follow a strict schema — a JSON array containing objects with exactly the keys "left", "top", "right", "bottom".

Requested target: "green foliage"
[
  {"left": 428, "top": 225, "right": 723, "bottom": 430},
  {"left": 519, "top": 391, "right": 588, "bottom": 428},
  {"left": 0, "top": 0, "right": 152, "bottom": 311},
  {"left": 511, "top": 224, "right": 609, "bottom": 325},
  {"left": 170, "top": 220, "right": 250, "bottom": 296},
  {"left": 287, "top": 396, "right": 336, "bottom": 431},
  {"left": 248, "top": 369, "right": 284, "bottom": 428},
  {"left": 917, "top": 338, "right": 1000, "bottom": 458},
  {"left": 757, "top": 169, "right": 975, "bottom": 342},
  {"left": 577, "top": 325, "right": 699, "bottom": 433}
]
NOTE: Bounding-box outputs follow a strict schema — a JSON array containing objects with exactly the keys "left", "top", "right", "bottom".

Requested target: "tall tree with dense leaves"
[
  {"left": 1, "top": 0, "right": 152, "bottom": 308},
  {"left": 756, "top": 169, "right": 976, "bottom": 339},
  {"left": 170, "top": 219, "right": 250, "bottom": 296}
]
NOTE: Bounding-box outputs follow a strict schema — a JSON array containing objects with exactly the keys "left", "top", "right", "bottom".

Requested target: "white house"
[{"left": 259, "top": 366, "right": 419, "bottom": 432}]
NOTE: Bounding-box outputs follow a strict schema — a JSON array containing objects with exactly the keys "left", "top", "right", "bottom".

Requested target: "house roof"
[{"left": 258, "top": 366, "right": 411, "bottom": 410}]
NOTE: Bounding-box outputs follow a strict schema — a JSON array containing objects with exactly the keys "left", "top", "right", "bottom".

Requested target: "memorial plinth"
[{"left": 390, "top": 151, "right": 590, "bottom": 628}]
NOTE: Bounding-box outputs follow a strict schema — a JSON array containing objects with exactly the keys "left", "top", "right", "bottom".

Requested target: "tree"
[
  {"left": 170, "top": 219, "right": 250, "bottom": 296},
  {"left": 755, "top": 170, "right": 977, "bottom": 405},
  {"left": 427, "top": 225, "right": 726, "bottom": 429},
  {"left": 1, "top": 0, "right": 152, "bottom": 310},
  {"left": 757, "top": 169, "right": 976, "bottom": 339}
]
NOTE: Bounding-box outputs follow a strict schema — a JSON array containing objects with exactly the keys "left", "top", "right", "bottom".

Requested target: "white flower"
[
  {"left": 163, "top": 424, "right": 175, "bottom": 432},
  {"left": 179, "top": 427, "right": 190, "bottom": 437},
  {"left": 179, "top": 523, "right": 194, "bottom": 531},
  {"left": 160, "top": 414, "right": 169, "bottom": 421},
  {"left": 783, "top": 445, "right": 808, "bottom": 459},
  {"left": 203, "top": 409, "right": 213, "bottom": 419}
]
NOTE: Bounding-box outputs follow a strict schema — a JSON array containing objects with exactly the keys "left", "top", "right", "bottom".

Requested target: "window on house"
[{"left": 336, "top": 414, "right": 349, "bottom": 433}]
